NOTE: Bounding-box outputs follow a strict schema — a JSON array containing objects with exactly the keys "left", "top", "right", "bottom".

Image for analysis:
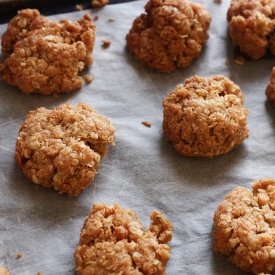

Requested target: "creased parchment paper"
[{"left": 1, "top": 0, "right": 275, "bottom": 274}]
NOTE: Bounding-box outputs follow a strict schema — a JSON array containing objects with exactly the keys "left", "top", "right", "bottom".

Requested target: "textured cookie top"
[
  {"left": 1, "top": 9, "right": 96, "bottom": 63},
  {"left": 0, "top": 9, "right": 96, "bottom": 94},
  {"left": 213, "top": 179, "right": 275, "bottom": 274},
  {"left": 75, "top": 203, "right": 173, "bottom": 275},
  {"left": 227, "top": 0, "right": 275, "bottom": 59},
  {"left": 126, "top": 0, "right": 211, "bottom": 73},
  {"left": 15, "top": 102, "right": 115, "bottom": 196},
  {"left": 162, "top": 75, "right": 249, "bottom": 157}
]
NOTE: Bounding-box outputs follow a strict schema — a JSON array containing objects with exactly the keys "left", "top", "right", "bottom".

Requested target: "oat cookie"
[
  {"left": 75, "top": 203, "right": 173, "bottom": 274},
  {"left": 265, "top": 67, "right": 275, "bottom": 104},
  {"left": 213, "top": 179, "right": 275, "bottom": 274},
  {"left": 162, "top": 75, "right": 249, "bottom": 157},
  {"left": 0, "top": 9, "right": 96, "bottom": 95},
  {"left": 227, "top": 0, "right": 275, "bottom": 59},
  {"left": 15, "top": 102, "right": 115, "bottom": 196},
  {"left": 92, "top": 0, "right": 109, "bottom": 7},
  {"left": 126, "top": 0, "right": 211, "bottom": 73},
  {"left": 0, "top": 267, "right": 10, "bottom": 275}
]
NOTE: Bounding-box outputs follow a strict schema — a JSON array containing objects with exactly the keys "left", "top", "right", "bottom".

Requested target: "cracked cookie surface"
[
  {"left": 75, "top": 203, "right": 173, "bottom": 274},
  {"left": 15, "top": 102, "right": 115, "bottom": 196}
]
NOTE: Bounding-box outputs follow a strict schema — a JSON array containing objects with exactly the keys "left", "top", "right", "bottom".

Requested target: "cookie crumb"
[
  {"left": 109, "top": 17, "right": 115, "bottom": 21},
  {"left": 102, "top": 39, "right": 111, "bottom": 47},
  {"left": 142, "top": 121, "right": 151, "bottom": 127},
  {"left": 235, "top": 56, "right": 245, "bottom": 65},
  {"left": 84, "top": 74, "right": 94, "bottom": 83},
  {"left": 75, "top": 4, "right": 83, "bottom": 10},
  {"left": 37, "top": 272, "right": 42, "bottom": 275},
  {"left": 225, "top": 59, "right": 229, "bottom": 65},
  {"left": 214, "top": 0, "right": 222, "bottom": 3},
  {"left": 93, "top": 15, "right": 99, "bottom": 20},
  {"left": 16, "top": 253, "right": 22, "bottom": 259}
]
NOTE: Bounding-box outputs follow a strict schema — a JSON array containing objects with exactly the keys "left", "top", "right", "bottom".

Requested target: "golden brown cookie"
[
  {"left": 92, "top": 0, "right": 109, "bottom": 7},
  {"left": 162, "top": 75, "right": 249, "bottom": 157},
  {"left": 265, "top": 67, "right": 275, "bottom": 104},
  {"left": 227, "top": 0, "right": 275, "bottom": 59},
  {"left": 0, "top": 267, "right": 11, "bottom": 275},
  {"left": 15, "top": 102, "right": 115, "bottom": 196},
  {"left": 126, "top": 0, "right": 211, "bottom": 73},
  {"left": 0, "top": 9, "right": 96, "bottom": 95},
  {"left": 213, "top": 179, "right": 275, "bottom": 274},
  {"left": 75, "top": 203, "right": 173, "bottom": 275}
]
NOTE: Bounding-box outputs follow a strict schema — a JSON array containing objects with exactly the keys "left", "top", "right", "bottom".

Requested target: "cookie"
[
  {"left": 15, "top": 102, "right": 115, "bottom": 196},
  {"left": 126, "top": 0, "right": 211, "bottom": 73},
  {"left": 265, "top": 67, "right": 275, "bottom": 104},
  {"left": 227, "top": 0, "right": 275, "bottom": 59},
  {"left": 213, "top": 179, "right": 275, "bottom": 274},
  {"left": 162, "top": 75, "right": 249, "bottom": 157},
  {"left": 75, "top": 203, "right": 173, "bottom": 274},
  {"left": 0, "top": 9, "right": 96, "bottom": 95},
  {"left": 0, "top": 267, "right": 10, "bottom": 275}
]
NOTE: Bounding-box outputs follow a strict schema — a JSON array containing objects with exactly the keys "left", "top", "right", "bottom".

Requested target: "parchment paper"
[{"left": 1, "top": 0, "right": 275, "bottom": 274}]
